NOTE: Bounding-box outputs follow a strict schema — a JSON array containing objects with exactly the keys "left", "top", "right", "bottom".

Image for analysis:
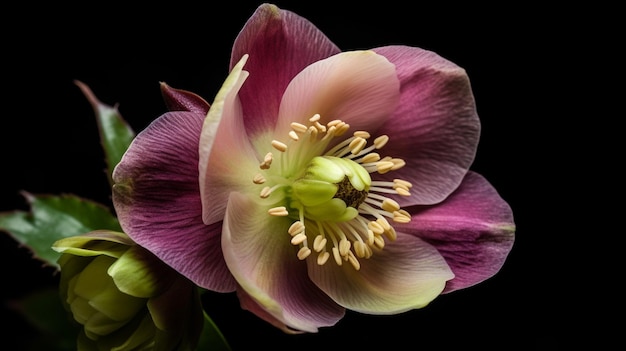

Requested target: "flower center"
[{"left": 252, "top": 114, "right": 412, "bottom": 270}]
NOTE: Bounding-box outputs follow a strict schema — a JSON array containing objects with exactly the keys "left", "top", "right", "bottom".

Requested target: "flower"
[
  {"left": 52, "top": 230, "right": 204, "bottom": 350},
  {"left": 110, "top": 3, "right": 515, "bottom": 333}
]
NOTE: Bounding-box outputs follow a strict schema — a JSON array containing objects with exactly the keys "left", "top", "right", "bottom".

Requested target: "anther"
[
  {"left": 309, "top": 114, "right": 321, "bottom": 123},
  {"left": 259, "top": 186, "right": 272, "bottom": 198},
  {"left": 339, "top": 238, "right": 351, "bottom": 256},
  {"left": 353, "top": 131, "right": 370, "bottom": 139},
  {"left": 259, "top": 152, "right": 273, "bottom": 169},
  {"left": 268, "top": 206, "right": 289, "bottom": 216},
  {"left": 271, "top": 140, "right": 288, "bottom": 152},
  {"left": 297, "top": 247, "right": 311, "bottom": 260},
  {"left": 373, "top": 135, "right": 389, "bottom": 149},
  {"left": 349, "top": 137, "right": 367, "bottom": 155},
  {"left": 390, "top": 158, "right": 406, "bottom": 171},
  {"left": 381, "top": 198, "right": 400, "bottom": 212},
  {"left": 313, "top": 235, "right": 327, "bottom": 252},
  {"left": 288, "top": 130, "right": 299, "bottom": 141},
  {"left": 288, "top": 221, "right": 305, "bottom": 236},
  {"left": 360, "top": 153, "right": 380, "bottom": 163},
  {"left": 393, "top": 210, "right": 411, "bottom": 223},
  {"left": 346, "top": 251, "right": 361, "bottom": 270},
  {"left": 332, "top": 247, "right": 342, "bottom": 266},
  {"left": 368, "top": 221, "right": 384, "bottom": 235},
  {"left": 317, "top": 251, "right": 330, "bottom": 265},
  {"left": 291, "top": 122, "right": 308, "bottom": 134},
  {"left": 253, "top": 173, "right": 266, "bottom": 184},
  {"left": 376, "top": 161, "right": 395, "bottom": 174},
  {"left": 291, "top": 233, "right": 307, "bottom": 245}
]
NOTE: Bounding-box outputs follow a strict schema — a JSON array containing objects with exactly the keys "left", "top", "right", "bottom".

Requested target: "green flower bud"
[{"left": 53, "top": 230, "right": 203, "bottom": 351}]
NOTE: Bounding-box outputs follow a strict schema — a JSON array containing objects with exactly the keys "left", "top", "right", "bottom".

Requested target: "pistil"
[{"left": 252, "top": 114, "right": 412, "bottom": 270}]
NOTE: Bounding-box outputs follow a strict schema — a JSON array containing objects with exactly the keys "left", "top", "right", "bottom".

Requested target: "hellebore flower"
[
  {"left": 111, "top": 3, "right": 515, "bottom": 333},
  {"left": 52, "top": 230, "right": 203, "bottom": 350}
]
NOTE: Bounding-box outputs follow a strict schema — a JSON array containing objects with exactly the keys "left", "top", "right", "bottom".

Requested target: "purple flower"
[{"left": 111, "top": 3, "right": 514, "bottom": 333}]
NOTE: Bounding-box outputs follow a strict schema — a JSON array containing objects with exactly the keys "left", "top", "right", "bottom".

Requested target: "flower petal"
[
  {"left": 396, "top": 171, "right": 515, "bottom": 293},
  {"left": 373, "top": 45, "right": 481, "bottom": 205},
  {"left": 198, "top": 55, "right": 261, "bottom": 225},
  {"left": 274, "top": 50, "right": 400, "bottom": 137},
  {"left": 112, "top": 111, "right": 236, "bottom": 292},
  {"left": 222, "top": 192, "right": 345, "bottom": 333},
  {"left": 160, "top": 82, "right": 210, "bottom": 114},
  {"left": 308, "top": 234, "right": 453, "bottom": 314},
  {"left": 230, "top": 3, "right": 340, "bottom": 136}
]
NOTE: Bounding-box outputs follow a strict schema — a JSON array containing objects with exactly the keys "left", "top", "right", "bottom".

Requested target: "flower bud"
[{"left": 53, "top": 230, "right": 203, "bottom": 350}]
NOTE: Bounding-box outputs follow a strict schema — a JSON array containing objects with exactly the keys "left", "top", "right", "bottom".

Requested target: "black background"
[{"left": 0, "top": 1, "right": 601, "bottom": 350}]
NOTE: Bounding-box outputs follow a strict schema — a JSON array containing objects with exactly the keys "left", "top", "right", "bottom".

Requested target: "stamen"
[
  {"left": 313, "top": 235, "right": 327, "bottom": 252},
  {"left": 317, "top": 251, "right": 330, "bottom": 265},
  {"left": 332, "top": 247, "right": 342, "bottom": 266},
  {"left": 376, "top": 161, "right": 395, "bottom": 174},
  {"left": 253, "top": 173, "right": 266, "bottom": 184},
  {"left": 297, "top": 247, "right": 311, "bottom": 260},
  {"left": 359, "top": 152, "right": 380, "bottom": 164},
  {"left": 259, "top": 152, "right": 273, "bottom": 169},
  {"left": 393, "top": 210, "right": 411, "bottom": 223},
  {"left": 287, "top": 131, "right": 299, "bottom": 141},
  {"left": 259, "top": 186, "right": 272, "bottom": 198},
  {"left": 288, "top": 221, "right": 305, "bottom": 236},
  {"left": 373, "top": 135, "right": 389, "bottom": 149},
  {"left": 291, "top": 122, "right": 308, "bottom": 134},
  {"left": 271, "top": 140, "right": 288, "bottom": 152},
  {"left": 349, "top": 137, "right": 367, "bottom": 155},
  {"left": 291, "top": 233, "right": 307, "bottom": 245},
  {"left": 353, "top": 131, "right": 371, "bottom": 139},
  {"left": 346, "top": 251, "right": 361, "bottom": 270},
  {"left": 309, "top": 113, "right": 321, "bottom": 123},
  {"left": 268, "top": 206, "right": 289, "bottom": 216}
]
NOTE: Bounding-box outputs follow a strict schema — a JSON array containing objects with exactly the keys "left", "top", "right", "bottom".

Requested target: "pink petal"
[
  {"left": 395, "top": 171, "right": 515, "bottom": 293},
  {"left": 373, "top": 45, "right": 481, "bottom": 205},
  {"left": 274, "top": 51, "right": 400, "bottom": 137},
  {"left": 307, "top": 234, "right": 453, "bottom": 314},
  {"left": 230, "top": 3, "right": 340, "bottom": 136},
  {"left": 198, "top": 56, "right": 261, "bottom": 225},
  {"left": 222, "top": 192, "right": 345, "bottom": 332},
  {"left": 112, "top": 111, "right": 236, "bottom": 292},
  {"left": 159, "top": 82, "right": 210, "bottom": 114}
]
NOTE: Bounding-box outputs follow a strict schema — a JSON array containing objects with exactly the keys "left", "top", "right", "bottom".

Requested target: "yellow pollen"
[
  {"left": 309, "top": 113, "right": 321, "bottom": 123},
  {"left": 347, "top": 251, "right": 361, "bottom": 270},
  {"left": 332, "top": 247, "right": 342, "bottom": 266},
  {"left": 360, "top": 153, "right": 380, "bottom": 163},
  {"left": 393, "top": 209, "right": 412, "bottom": 223},
  {"left": 376, "top": 161, "right": 395, "bottom": 174},
  {"left": 353, "top": 131, "right": 371, "bottom": 139}
]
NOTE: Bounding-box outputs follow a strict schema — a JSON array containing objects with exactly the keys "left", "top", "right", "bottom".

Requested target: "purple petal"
[
  {"left": 274, "top": 51, "right": 399, "bottom": 138},
  {"left": 160, "top": 82, "right": 210, "bottom": 114},
  {"left": 112, "top": 111, "right": 236, "bottom": 292},
  {"left": 395, "top": 171, "right": 515, "bottom": 293},
  {"left": 373, "top": 45, "right": 481, "bottom": 206},
  {"left": 222, "top": 192, "right": 345, "bottom": 332},
  {"left": 230, "top": 3, "right": 341, "bottom": 136}
]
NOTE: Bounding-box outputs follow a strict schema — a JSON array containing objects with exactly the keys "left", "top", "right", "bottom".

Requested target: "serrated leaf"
[
  {"left": 0, "top": 192, "right": 122, "bottom": 267},
  {"left": 75, "top": 80, "right": 135, "bottom": 187},
  {"left": 196, "top": 310, "right": 231, "bottom": 351}
]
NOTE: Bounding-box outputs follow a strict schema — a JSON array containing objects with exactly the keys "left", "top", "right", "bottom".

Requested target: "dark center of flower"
[
  {"left": 251, "top": 114, "right": 413, "bottom": 270},
  {"left": 335, "top": 177, "right": 368, "bottom": 208}
]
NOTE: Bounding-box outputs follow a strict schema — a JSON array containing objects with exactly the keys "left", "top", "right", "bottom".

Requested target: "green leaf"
[
  {"left": 0, "top": 193, "right": 122, "bottom": 267},
  {"left": 75, "top": 80, "right": 135, "bottom": 187},
  {"left": 196, "top": 310, "right": 231, "bottom": 351}
]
